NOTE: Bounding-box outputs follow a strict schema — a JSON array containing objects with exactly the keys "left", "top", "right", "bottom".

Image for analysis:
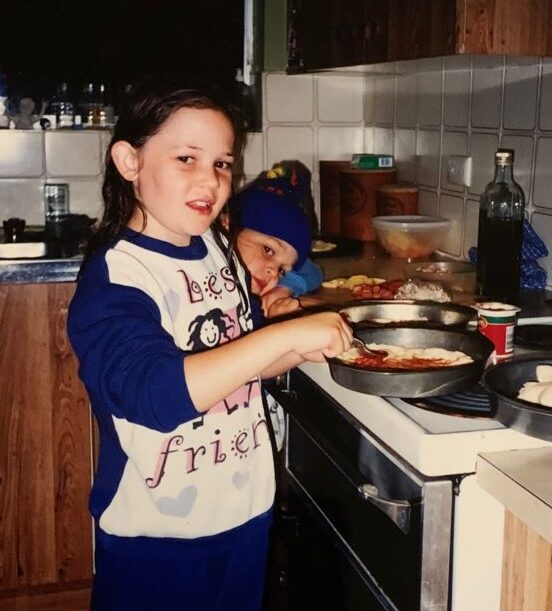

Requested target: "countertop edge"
[{"left": 477, "top": 447, "right": 552, "bottom": 544}]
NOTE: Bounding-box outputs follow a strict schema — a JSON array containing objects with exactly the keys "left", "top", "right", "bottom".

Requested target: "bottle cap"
[{"left": 496, "top": 148, "right": 514, "bottom": 164}]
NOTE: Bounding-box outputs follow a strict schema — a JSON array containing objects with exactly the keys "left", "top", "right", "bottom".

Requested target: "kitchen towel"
[{"left": 469, "top": 219, "right": 548, "bottom": 289}]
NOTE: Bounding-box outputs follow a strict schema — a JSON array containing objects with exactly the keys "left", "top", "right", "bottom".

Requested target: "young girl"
[{"left": 67, "top": 75, "right": 352, "bottom": 611}]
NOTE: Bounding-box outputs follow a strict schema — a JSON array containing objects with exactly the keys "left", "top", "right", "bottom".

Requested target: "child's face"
[
  {"left": 236, "top": 228, "right": 298, "bottom": 296},
  {"left": 122, "top": 107, "right": 234, "bottom": 246}
]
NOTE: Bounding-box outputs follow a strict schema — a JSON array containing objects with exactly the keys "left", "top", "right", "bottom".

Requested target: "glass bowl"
[{"left": 372, "top": 215, "right": 452, "bottom": 259}]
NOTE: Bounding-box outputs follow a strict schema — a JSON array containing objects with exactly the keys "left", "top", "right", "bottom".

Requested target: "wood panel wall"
[{"left": 0, "top": 283, "right": 93, "bottom": 598}]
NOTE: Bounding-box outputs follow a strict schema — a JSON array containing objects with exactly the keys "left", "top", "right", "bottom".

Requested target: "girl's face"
[
  {"left": 236, "top": 228, "right": 298, "bottom": 296},
  {"left": 120, "top": 107, "right": 235, "bottom": 246}
]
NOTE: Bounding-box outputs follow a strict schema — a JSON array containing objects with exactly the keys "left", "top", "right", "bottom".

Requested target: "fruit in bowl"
[{"left": 372, "top": 215, "right": 452, "bottom": 259}]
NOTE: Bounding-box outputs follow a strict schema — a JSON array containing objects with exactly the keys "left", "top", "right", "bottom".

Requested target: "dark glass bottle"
[{"left": 476, "top": 148, "right": 525, "bottom": 304}]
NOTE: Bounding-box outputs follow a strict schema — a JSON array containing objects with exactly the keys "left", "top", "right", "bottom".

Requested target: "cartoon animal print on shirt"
[{"left": 187, "top": 309, "right": 233, "bottom": 350}]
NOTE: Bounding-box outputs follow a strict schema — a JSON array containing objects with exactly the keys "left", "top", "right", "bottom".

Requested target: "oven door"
[{"left": 274, "top": 368, "right": 453, "bottom": 611}]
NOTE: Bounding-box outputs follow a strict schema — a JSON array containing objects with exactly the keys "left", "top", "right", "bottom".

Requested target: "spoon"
[{"left": 351, "top": 337, "right": 386, "bottom": 357}]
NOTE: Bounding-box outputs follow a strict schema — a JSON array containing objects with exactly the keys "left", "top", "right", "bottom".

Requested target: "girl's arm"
[{"left": 184, "top": 311, "right": 351, "bottom": 412}]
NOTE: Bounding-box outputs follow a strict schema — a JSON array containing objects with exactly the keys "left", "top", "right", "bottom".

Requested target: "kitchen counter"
[
  {"left": 477, "top": 447, "right": 552, "bottom": 543},
  {"left": 0, "top": 255, "right": 82, "bottom": 283},
  {"left": 2, "top": 241, "right": 552, "bottom": 319}
]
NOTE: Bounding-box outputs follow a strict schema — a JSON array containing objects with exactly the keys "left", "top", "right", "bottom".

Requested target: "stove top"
[{"left": 386, "top": 395, "right": 502, "bottom": 435}]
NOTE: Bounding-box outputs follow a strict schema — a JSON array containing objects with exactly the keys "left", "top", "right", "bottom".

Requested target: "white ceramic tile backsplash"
[
  {"left": 471, "top": 55, "right": 504, "bottom": 129},
  {"left": 533, "top": 137, "right": 552, "bottom": 209},
  {"left": 503, "top": 57, "right": 539, "bottom": 131},
  {"left": 0, "top": 179, "right": 45, "bottom": 224},
  {"left": 0, "top": 131, "right": 43, "bottom": 177},
  {"left": 417, "top": 189, "right": 438, "bottom": 216},
  {"left": 56, "top": 179, "right": 103, "bottom": 218},
  {"left": 317, "top": 75, "right": 364, "bottom": 123},
  {"left": 417, "top": 57, "right": 443, "bottom": 127},
  {"left": 373, "top": 66, "right": 395, "bottom": 126},
  {"left": 443, "top": 55, "right": 471, "bottom": 128},
  {"left": 258, "top": 54, "right": 552, "bottom": 289},
  {"left": 45, "top": 131, "right": 102, "bottom": 177},
  {"left": 394, "top": 129, "right": 417, "bottom": 182},
  {"left": 395, "top": 61, "right": 418, "bottom": 127},
  {"left": 5, "top": 55, "right": 552, "bottom": 290},
  {"left": 265, "top": 125, "right": 315, "bottom": 171},
  {"left": 416, "top": 130, "right": 441, "bottom": 188},
  {"left": 539, "top": 60, "right": 552, "bottom": 131},
  {"left": 0, "top": 130, "right": 105, "bottom": 224},
  {"left": 372, "top": 127, "right": 394, "bottom": 155},
  {"left": 265, "top": 73, "right": 314, "bottom": 123},
  {"left": 469, "top": 132, "right": 500, "bottom": 196},
  {"left": 317, "top": 127, "right": 364, "bottom": 160},
  {"left": 439, "top": 193, "right": 464, "bottom": 257},
  {"left": 441, "top": 131, "right": 468, "bottom": 193}
]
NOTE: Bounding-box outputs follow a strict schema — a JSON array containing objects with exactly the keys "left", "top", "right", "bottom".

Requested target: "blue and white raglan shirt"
[{"left": 68, "top": 228, "right": 275, "bottom": 553}]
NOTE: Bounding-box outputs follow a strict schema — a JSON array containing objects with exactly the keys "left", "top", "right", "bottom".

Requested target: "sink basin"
[{"left": 0, "top": 242, "right": 47, "bottom": 259}]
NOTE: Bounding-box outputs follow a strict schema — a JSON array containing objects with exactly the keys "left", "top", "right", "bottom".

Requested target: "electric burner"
[{"left": 406, "top": 384, "right": 492, "bottom": 417}]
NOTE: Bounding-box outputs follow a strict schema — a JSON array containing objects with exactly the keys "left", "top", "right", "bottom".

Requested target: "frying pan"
[
  {"left": 339, "top": 300, "right": 476, "bottom": 330},
  {"left": 328, "top": 326, "right": 494, "bottom": 398},
  {"left": 482, "top": 355, "right": 552, "bottom": 440}
]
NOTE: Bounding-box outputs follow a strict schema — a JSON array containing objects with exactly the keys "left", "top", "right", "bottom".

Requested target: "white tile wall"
[
  {"left": 247, "top": 55, "right": 552, "bottom": 288},
  {"left": 4, "top": 57, "right": 552, "bottom": 289},
  {"left": 441, "top": 131, "right": 468, "bottom": 193},
  {"left": 45, "top": 131, "right": 102, "bottom": 177},
  {"left": 0, "top": 131, "right": 43, "bottom": 177},
  {"left": 0, "top": 129, "right": 106, "bottom": 225},
  {"left": 264, "top": 73, "right": 314, "bottom": 123},
  {"left": 317, "top": 74, "right": 364, "bottom": 123},
  {"left": 471, "top": 55, "right": 503, "bottom": 130},
  {"left": 443, "top": 56, "right": 471, "bottom": 128},
  {"left": 417, "top": 58, "right": 443, "bottom": 127}
]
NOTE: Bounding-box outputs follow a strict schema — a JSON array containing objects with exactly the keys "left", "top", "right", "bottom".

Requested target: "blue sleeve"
[
  {"left": 67, "top": 255, "right": 198, "bottom": 433},
  {"left": 278, "top": 258, "right": 323, "bottom": 297}
]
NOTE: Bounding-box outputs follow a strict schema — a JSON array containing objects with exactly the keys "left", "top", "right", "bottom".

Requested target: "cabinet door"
[
  {"left": 457, "top": 0, "right": 552, "bottom": 56},
  {"left": 288, "top": 0, "right": 388, "bottom": 71},
  {"left": 387, "top": 0, "right": 456, "bottom": 60},
  {"left": 0, "top": 283, "right": 93, "bottom": 592}
]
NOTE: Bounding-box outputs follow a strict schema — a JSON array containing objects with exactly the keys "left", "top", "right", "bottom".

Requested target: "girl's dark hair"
[{"left": 84, "top": 73, "right": 243, "bottom": 260}]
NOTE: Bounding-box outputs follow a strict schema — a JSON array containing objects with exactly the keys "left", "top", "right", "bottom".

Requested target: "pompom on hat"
[{"left": 235, "top": 177, "right": 312, "bottom": 270}]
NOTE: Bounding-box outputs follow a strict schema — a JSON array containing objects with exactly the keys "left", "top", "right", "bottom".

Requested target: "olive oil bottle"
[{"left": 476, "top": 149, "right": 525, "bottom": 304}]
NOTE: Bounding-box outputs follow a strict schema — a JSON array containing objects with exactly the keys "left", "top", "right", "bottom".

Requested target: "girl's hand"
[{"left": 284, "top": 311, "right": 352, "bottom": 359}]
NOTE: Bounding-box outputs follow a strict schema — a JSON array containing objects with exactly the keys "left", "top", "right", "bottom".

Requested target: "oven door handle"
[{"left": 357, "top": 483, "right": 412, "bottom": 534}]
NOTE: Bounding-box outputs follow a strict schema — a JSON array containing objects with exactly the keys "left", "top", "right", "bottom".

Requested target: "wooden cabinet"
[
  {"left": 501, "top": 510, "right": 552, "bottom": 611},
  {"left": 0, "top": 283, "right": 92, "bottom": 608},
  {"left": 288, "top": 0, "right": 389, "bottom": 71},
  {"left": 287, "top": 0, "right": 552, "bottom": 72}
]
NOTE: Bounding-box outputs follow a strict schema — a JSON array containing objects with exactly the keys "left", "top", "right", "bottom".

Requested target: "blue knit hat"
[{"left": 237, "top": 179, "right": 311, "bottom": 270}]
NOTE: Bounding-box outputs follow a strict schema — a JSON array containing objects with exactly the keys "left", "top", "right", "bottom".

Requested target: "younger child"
[
  {"left": 229, "top": 175, "right": 323, "bottom": 318},
  {"left": 67, "top": 74, "right": 351, "bottom": 611}
]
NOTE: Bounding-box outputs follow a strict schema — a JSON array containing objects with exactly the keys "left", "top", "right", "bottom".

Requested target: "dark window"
[{"left": 1, "top": 0, "right": 259, "bottom": 126}]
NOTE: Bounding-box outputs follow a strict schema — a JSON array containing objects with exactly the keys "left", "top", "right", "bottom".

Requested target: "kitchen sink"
[{"left": 0, "top": 242, "right": 47, "bottom": 259}]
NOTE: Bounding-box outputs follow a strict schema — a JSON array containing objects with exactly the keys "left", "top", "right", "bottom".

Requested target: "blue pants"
[{"left": 91, "top": 516, "right": 271, "bottom": 611}]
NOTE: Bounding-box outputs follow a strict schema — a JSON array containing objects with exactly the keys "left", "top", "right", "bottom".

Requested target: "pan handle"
[{"left": 357, "top": 483, "right": 412, "bottom": 534}]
